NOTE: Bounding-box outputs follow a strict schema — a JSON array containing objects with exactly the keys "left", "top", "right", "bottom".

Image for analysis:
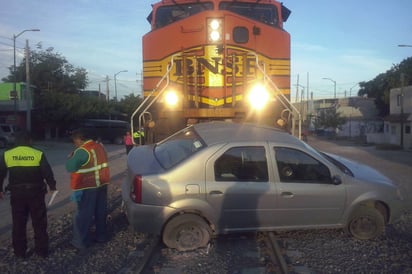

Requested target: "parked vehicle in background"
[
  {"left": 68, "top": 119, "right": 129, "bottom": 144},
  {"left": 122, "top": 121, "right": 404, "bottom": 251},
  {"left": 0, "top": 124, "right": 21, "bottom": 148}
]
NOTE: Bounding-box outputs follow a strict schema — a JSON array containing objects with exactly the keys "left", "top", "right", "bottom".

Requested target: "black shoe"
[
  {"left": 35, "top": 252, "right": 48, "bottom": 258},
  {"left": 14, "top": 254, "right": 26, "bottom": 259},
  {"left": 94, "top": 238, "right": 106, "bottom": 244},
  {"left": 67, "top": 243, "right": 88, "bottom": 256},
  {"left": 13, "top": 253, "right": 27, "bottom": 263}
]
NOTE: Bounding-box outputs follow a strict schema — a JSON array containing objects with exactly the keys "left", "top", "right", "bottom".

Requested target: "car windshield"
[
  {"left": 320, "top": 152, "right": 354, "bottom": 177},
  {"left": 302, "top": 142, "right": 353, "bottom": 176},
  {"left": 154, "top": 127, "right": 205, "bottom": 169}
]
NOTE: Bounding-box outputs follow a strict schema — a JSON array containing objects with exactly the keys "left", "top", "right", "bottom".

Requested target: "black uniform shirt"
[{"left": 0, "top": 145, "right": 56, "bottom": 195}]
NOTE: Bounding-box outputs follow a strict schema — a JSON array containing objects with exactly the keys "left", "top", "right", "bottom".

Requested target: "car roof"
[{"left": 191, "top": 121, "right": 302, "bottom": 146}]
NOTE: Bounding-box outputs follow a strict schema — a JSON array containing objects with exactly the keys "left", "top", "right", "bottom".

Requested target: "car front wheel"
[
  {"left": 163, "top": 214, "right": 211, "bottom": 251},
  {"left": 347, "top": 206, "right": 385, "bottom": 240}
]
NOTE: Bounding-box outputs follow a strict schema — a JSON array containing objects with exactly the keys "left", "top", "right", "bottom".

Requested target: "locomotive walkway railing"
[
  {"left": 130, "top": 53, "right": 179, "bottom": 145},
  {"left": 131, "top": 51, "right": 302, "bottom": 142},
  {"left": 247, "top": 51, "right": 302, "bottom": 139}
]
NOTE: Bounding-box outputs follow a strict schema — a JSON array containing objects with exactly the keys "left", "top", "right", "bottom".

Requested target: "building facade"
[{"left": 377, "top": 85, "right": 412, "bottom": 149}]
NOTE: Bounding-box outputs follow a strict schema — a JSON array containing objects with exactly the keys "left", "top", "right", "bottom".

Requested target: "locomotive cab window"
[
  {"left": 219, "top": 2, "right": 279, "bottom": 27},
  {"left": 155, "top": 3, "right": 214, "bottom": 28}
]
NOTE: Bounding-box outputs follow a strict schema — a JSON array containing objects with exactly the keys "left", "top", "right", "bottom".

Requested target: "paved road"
[
  {"left": 0, "top": 141, "right": 128, "bottom": 242},
  {"left": 307, "top": 136, "right": 412, "bottom": 210}
]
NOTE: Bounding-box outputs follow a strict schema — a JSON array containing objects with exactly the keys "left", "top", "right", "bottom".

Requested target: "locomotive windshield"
[
  {"left": 155, "top": 3, "right": 214, "bottom": 28},
  {"left": 219, "top": 2, "right": 279, "bottom": 27}
]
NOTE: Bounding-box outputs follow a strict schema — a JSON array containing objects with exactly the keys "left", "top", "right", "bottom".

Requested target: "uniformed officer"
[
  {"left": 133, "top": 128, "right": 145, "bottom": 145},
  {"left": 0, "top": 131, "right": 57, "bottom": 259}
]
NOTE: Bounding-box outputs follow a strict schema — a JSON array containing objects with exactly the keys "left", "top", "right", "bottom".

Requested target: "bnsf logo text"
[
  {"left": 173, "top": 56, "right": 256, "bottom": 77},
  {"left": 143, "top": 47, "right": 289, "bottom": 87}
]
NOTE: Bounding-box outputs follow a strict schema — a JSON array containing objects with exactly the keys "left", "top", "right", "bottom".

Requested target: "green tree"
[
  {"left": 358, "top": 57, "right": 412, "bottom": 116},
  {"left": 116, "top": 93, "right": 143, "bottom": 119},
  {"left": 315, "top": 107, "right": 347, "bottom": 133},
  {"left": 2, "top": 46, "right": 88, "bottom": 93},
  {"left": 33, "top": 91, "right": 112, "bottom": 138},
  {"left": 1, "top": 45, "right": 143, "bottom": 139}
]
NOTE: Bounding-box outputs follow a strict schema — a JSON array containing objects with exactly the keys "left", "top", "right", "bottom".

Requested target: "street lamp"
[
  {"left": 322, "top": 77, "right": 337, "bottom": 98},
  {"left": 114, "top": 70, "right": 128, "bottom": 101},
  {"left": 13, "top": 28, "right": 40, "bottom": 122},
  {"left": 349, "top": 83, "right": 358, "bottom": 98}
]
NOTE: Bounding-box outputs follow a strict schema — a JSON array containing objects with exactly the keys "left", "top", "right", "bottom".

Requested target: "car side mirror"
[{"left": 331, "top": 175, "right": 342, "bottom": 185}]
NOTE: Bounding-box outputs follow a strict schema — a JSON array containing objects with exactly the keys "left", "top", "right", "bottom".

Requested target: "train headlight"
[
  {"left": 164, "top": 90, "right": 179, "bottom": 106},
  {"left": 208, "top": 18, "right": 223, "bottom": 43},
  {"left": 248, "top": 84, "right": 270, "bottom": 110}
]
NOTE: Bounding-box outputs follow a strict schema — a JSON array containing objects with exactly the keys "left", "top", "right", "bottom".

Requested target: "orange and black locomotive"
[{"left": 133, "top": 0, "right": 295, "bottom": 142}]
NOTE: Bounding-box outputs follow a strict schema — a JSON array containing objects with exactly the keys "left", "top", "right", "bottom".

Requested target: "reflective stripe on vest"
[
  {"left": 71, "top": 140, "right": 110, "bottom": 190},
  {"left": 80, "top": 147, "right": 106, "bottom": 187},
  {"left": 4, "top": 146, "right": 42, "bottom": 168},
  {"left": 133, "top": 131, "right": 144, "bottom": 138}
]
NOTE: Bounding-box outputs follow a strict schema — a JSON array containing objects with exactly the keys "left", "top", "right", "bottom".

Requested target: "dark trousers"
[
  {"left": 72, "top": 185, "right": 108, "bottom": 249},
  {"left": 125, "top": 144, "right": 133, "bottom": 154},
  {"left": 10, "top": 193, "right": 48, "bottom": 257}
]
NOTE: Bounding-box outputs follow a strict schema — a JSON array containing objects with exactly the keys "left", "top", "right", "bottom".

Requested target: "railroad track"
[
  {"left": 259, "top": 231, "right": 290, "bottom": 274},
  {"left": 122, "top": 231, "right": 294, "bottom": 274}
]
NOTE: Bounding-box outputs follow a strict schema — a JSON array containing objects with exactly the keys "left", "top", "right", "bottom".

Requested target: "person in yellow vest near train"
[
  {"left": 65, "top": 129, "right": 110, "bottom": 252},
  {"left": 133, "top": 128, "right": 145, "bottom": 145},
  {"left": 0, "top": 131, "right": 57, "bottom": 259}
]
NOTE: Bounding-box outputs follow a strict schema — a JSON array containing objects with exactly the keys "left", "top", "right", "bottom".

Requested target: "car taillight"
[{"left": 130, "top": 175, "right": 142, "bottom": 203}]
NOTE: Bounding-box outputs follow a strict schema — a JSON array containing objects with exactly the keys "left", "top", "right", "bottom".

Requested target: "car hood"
[
  {"left": 325, "top": 153, "right": 394, "bottom": 186},
  {"left": 127, "top": 145, "right": 164, "bottom": 175}
]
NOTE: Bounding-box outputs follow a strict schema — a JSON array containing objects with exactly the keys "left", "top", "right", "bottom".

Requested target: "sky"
[{"left": 0, "top": 0, "right": 411, "bottom": 101}]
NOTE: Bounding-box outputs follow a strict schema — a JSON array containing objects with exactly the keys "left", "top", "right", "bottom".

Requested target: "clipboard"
[{"left": 47, "top": 191, "right": 59, "bottom": 207}]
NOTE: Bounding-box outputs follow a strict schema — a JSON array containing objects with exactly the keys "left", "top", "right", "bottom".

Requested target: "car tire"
[
  {"left": 347, "top": 206, "right": 385, "bottom": 240},
  {"left": 162, "top": 214, "right": 211, "bottom": 251}
]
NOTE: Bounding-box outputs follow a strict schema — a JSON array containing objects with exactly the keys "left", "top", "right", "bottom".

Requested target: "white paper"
[{"left": 47, "top": 190, "right": 59, "bottom": 207}]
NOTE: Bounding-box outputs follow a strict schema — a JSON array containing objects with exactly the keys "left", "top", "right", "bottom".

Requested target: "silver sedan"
[{"left": 122, "top": 121, "right": 404, "bottom": 251}]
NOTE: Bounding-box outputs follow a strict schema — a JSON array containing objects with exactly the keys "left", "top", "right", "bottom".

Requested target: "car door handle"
[
  {"left": 281, "top": 192, "right": 294, "bottom": 198},
  {"left": 209, "top": 190, "right": 223, "bottom": 195}
]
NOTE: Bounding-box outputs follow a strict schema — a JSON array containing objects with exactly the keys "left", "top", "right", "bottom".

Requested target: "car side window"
[
  {"left": 214, "top": 146, "right": 268, "bottom": 182},
  {"left": 274, "top": 147, "right": 331, "bottom": 183}
]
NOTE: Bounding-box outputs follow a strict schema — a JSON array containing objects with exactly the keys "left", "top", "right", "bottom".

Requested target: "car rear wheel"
[
  {"left": 163, "top": 214, "right": 211, "bottom": 251},
  {"left": 347, "top": 206, "right": 385, "bottom": 240}
]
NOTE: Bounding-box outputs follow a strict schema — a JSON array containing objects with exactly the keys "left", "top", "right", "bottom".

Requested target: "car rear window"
[{"left": 154, "top": 128, "right": 205, "bottom": 169}]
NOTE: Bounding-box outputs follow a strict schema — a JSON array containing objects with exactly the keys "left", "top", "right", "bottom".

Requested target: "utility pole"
[
  {"left": 106, "top": 75, "right": 110, "bottom": 102},
  {"left": 13, "top": 29, "right": 40, "bottom": 123},
  {"left": 400, "top": 73, "right": 405, "bottom": 149},
  {"left": 295, "top": 74, "right": 299, "bottom": 102},
  {"left": 25, "top": 40, "right": 31, "bottom": 131},
  {"left": 306, "top": 72, "right": 310, "bottom": 121}
]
